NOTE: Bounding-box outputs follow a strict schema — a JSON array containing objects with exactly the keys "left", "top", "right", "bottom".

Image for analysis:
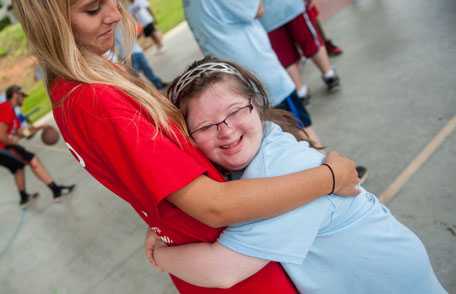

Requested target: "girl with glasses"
[
  {"left": 145, "top": 56, "right": 446, "bottom": 294},
  {"left": 13, "top": 1, "right": 359, "bottom": 292}
]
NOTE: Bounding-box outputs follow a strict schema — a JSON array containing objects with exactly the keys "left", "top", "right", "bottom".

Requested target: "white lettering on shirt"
[
  {"left": 150, "top": 226, "right": 174, "bottom": 244},
  {"left": 66, "top": 142, "right": 86, "bottom": 168}
]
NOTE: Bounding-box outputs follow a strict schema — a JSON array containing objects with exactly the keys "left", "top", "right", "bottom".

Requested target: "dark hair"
[{"left": 168, "top": 56, "right": 320, "bottom": 148}]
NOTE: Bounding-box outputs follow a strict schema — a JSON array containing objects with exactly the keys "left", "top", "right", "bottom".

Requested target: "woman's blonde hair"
[{"left": 12, "top": 0, "right": 185, "bottom": 138}]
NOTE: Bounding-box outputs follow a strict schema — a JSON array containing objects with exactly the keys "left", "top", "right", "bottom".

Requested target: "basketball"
[{"left": 41, "top": 126, "right": 60, "bottom": 146}]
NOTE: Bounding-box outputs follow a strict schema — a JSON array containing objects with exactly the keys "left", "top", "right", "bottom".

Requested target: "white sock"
[
  {"left": 297, "top": 85, "right": 309, "bottom": 98},
  {"left": 323, "top": 69, "right": 336, "bottom": 79}
]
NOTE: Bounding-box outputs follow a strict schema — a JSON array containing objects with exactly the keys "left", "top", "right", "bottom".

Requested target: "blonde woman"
[{"left": 13, "top": 0, "right": 359, "bottom": 292}]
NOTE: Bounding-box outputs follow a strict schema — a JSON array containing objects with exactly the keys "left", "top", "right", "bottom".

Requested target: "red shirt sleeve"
[{"left": 53, "top": 83, "right": 207, "bottom": 215}]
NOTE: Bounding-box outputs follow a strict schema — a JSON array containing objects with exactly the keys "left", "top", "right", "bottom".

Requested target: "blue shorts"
[{"left": 275, "top": 91, "right": 312, "bottom": 128}]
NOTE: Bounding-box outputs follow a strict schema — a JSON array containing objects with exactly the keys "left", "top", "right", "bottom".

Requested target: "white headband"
[{"left": 170, "top": 62, "right": 251, "bottom": 104}]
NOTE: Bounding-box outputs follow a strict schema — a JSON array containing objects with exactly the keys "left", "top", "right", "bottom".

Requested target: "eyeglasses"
[{"left": 190, "top": 100, "right": 254, "bottom": 139}]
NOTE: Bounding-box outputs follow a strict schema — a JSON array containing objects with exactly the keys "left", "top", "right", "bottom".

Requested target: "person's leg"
[
  {"left": 0, "top": 150, "right": 38, "bottom": 206},
  {"left": 289, "top": 12, "right": 340, "bottom": 90},
  {"left": 132, "top": 52, "right": 165, "bottom": 89},
  {"left": 286, "top": 63, "right": 309, "bottom": 97},
  {"left": 14, "top": 168, "right": 26, "bottom": 191},
  {"left": 267, "top": 26, "right": 310, "bottom": 100},
  {"left": 307, "top": 4, "right": 342, "bottom": 56},
  {"left": 14, "top": 168, "right": 39, "bottom": 206},
  {"left": 151, "top": 31, "right": 164, "bottom": 50},
  {"left": 8, "top": 144, "right": 75, "bottom": 200},
  {"left": 29, "top": 156, "right": 52, "bottom": 184},
  {"left": 144, "top": 22, "right": 163, "bottom": 50},
  {"left": 309, "top": 45, "right": 332, "bottom": 75},
  {"left": 29, "top": 156, "right": 75, "bottom": 200}
]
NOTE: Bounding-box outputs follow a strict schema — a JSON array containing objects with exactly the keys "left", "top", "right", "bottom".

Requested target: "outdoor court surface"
[{"left": 1, "top": 0, "right": 455, "bottom": 293}]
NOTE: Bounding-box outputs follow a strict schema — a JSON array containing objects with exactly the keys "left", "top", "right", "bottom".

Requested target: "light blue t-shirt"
[
  {"left": 219, "top": 122, "right": 446, "bottom": 294},
  {"left": 260, "top": 0, "right": 305, "bottom": 32},
  {"left": 183, "top": 0, "right": 295, "bottom": 106}
]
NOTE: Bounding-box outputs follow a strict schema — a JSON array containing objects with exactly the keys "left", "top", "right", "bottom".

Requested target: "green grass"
[
  {"left": 0, "top": 23, "right": 28, "bottom": 60},
  {"left": 21, "top": 82, "right": 51, "bottom": 123},
  {"left": 1, "top": 0, "right": 184, "bottom": 123},
  {"left": 150, "top": 0, "right": 184, "bottom": 33}
]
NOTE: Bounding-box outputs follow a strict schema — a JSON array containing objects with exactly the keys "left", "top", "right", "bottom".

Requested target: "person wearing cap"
[{"left": 0, "top": 85, "right": 75, "bottom": 207}]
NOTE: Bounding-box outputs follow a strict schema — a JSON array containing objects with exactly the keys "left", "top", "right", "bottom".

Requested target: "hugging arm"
[
  {"left": 169, "top": 151, "right": 359, "bottom": 228},
  {"left": 146, "top": 230, "right": 267, "bottom": 288}
]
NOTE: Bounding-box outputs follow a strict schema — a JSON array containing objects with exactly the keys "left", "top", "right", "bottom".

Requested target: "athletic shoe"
[
  {"left": 53, "top": 184, "right": 76, "bottom": 203},
  {"left": 322, "top": 74, "right": 340, "bottom": 92},
  {"left": 299, "top": 92, "right": 312, "bottom": 106},
  {"left": 325, "top": 39, "right": 343, "bottom": 56},
  {"left": 20, "top": 192, "right": 39, "bottom": 208},
  {"left": 356, "top": 166, "right": 368, "bottom": 184}
]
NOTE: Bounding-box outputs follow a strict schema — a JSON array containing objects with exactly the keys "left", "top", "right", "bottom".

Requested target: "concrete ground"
[{"left": 1, "top": 0, "right": 455, "bottom": 293}]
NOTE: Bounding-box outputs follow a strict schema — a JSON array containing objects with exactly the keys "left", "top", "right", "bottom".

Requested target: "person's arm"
[
  {"left": 145, "top": 230, "right": 267, "bottom": 288},
  {"left": 0, "top": 122, "right": 18, "bottom": 145},
  {"left": 69, "top": 85, "right": 358, "bottom": 229},
  {"left": 168, "top": 150, "right": 359, "bottom": 228},
  {"left": 16, "top": 124, "right": 47, "bottom": 139}
]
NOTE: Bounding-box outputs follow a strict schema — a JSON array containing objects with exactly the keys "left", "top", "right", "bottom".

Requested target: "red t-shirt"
[
  {"left": 50, "top": 79, "right": 297, "bottom": 294},
  {"left": 0, "top": 101, "right": 20, "bottom": 149}
]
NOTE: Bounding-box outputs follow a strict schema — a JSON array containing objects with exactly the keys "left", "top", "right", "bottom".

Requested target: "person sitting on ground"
[
  {"left": 0, "top": 85, "right": 75, "bottom": 207},
  {"left": 145, "top": 57, "right": 447, "bottom": 294}
]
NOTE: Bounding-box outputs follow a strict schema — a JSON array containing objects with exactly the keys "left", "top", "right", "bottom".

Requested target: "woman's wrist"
[
  {"left": 151, "top": 241, "right": 166, "bottom": 272},
  {"left": 322, "top": 163, "right": 335, "bottom": 195}
]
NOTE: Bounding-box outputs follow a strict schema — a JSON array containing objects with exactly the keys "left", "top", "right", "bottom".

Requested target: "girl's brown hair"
[{"left": 168, "top": 56, "right": 320, "bottom": 148}]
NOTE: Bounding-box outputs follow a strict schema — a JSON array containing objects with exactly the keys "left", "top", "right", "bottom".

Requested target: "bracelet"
[{"left": 322, "top": 163, "right": 335, "bottom": 195}]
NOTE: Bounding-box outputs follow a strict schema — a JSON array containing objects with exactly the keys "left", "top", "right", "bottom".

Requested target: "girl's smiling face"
[
  {"left": 70, "top": 0, "right": 122, "bottom": 55},
  {"left": 186, "top": 81, "right": 263, "bottom": 171}
]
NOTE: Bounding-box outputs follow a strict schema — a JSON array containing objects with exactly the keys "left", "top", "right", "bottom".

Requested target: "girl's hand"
[
  {"left": 324, "top": 151, "right": 360, "bottom": 196},
  {"left": 145, "top": 228, "right": 166, "bottom": 270}
]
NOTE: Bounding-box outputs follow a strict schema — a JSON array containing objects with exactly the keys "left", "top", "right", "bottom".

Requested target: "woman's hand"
[
  {"left": 324, "top": 151, "right": 360, "bottom": 196},
  {"left": 255, "top": 1, "right": 265, "bottom": 18},
  {"left": 145, "top": 228, "right": 166, "bottom": 270}
]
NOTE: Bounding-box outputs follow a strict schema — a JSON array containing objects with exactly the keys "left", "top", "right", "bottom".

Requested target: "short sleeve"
[
  {"left": 210, "top": 0, "right": 260, "bottom": 24},
  {"left": 218, "top": 198, "right": 331, "bottom": 265},
  {"left": 64, "top": 84, "right": 207, "bottom": 210}
]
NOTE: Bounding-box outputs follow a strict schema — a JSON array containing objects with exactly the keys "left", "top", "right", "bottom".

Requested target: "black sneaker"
[
  {"left": 322, "top": 74, "right": 340, "bottom": 92},
  {"left": 53, "top": 184, "right": 76, "bottom": 203},
  {"left": 299, "top": 92, "right": 312, "bottom": 106},
  {"left": 356, "top": 166, "right": 368, "bottom": 184},
  {"left": 19, "top": 193, "right": 39, "bottom": 208}
]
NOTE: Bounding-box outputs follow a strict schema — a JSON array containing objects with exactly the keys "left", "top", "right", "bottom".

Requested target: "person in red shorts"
[
  {"left": 0, "top": 85, "right": 75, "bottom": 207},
  {"left": 12, "top": 0, "right": 360, "bottom": 292},
  {"left": 260, "top": 0, "right": 341, "bottom": 94},
  {"left": 306, "top": 1, "right": 343, "bottom": 57}
]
